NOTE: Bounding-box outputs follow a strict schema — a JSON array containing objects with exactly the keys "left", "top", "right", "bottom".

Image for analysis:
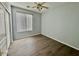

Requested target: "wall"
[
  {"left": 42, "top": 2, "right": 79, "bottom": 50},
  {"left": 8, "top": 2, "right": 41, "bottom": 40},
  {"left": 12, "top": 6, "right": 41, "bottom": 39}
]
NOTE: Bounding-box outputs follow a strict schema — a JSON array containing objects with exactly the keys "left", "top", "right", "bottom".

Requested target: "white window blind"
[
  {"left": 26, "top": 14, "right": 32, "bottom": 31},
  {"left": 16, "top": 12, "right": 32, "bottom": 32},
  {"left": 0, "top": 9, "right": 5, "bottom": 36}
]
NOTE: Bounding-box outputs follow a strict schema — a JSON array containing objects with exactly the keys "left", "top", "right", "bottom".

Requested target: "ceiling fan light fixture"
[{"left": 26, "top": 2, "right": 48, "bottom": 11}]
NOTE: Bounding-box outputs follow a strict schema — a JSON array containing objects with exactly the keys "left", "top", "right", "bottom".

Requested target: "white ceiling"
[
  {"left": 9, "top": 2, "right": 50, "bottom": 13},
  {"left": 9, "top": 2, "right": 79, "bottom": 13}
]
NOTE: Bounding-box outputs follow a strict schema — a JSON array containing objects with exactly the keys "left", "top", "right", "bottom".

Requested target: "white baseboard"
[
  {"left": 14, "top": 33, "right": 41, "bottom": 41},
  {"left": 41, "top": 34, "right": 79, "bottom": 50},
  {"left": 28, "top": 33, "right": 41, "bottom": 37}
]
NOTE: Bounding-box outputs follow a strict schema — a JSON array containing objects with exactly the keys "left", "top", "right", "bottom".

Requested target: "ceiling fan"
[{"left": 26, "top": 2, "right": 48, "bottom": 11}]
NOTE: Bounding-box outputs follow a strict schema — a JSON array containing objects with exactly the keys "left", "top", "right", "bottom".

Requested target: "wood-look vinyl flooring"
[{"left": 8, "top": 34, "right": 79, "bottom": 56}]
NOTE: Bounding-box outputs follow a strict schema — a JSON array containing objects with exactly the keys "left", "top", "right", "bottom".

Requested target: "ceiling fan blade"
[
  {"left": 40, "top": 2, "right": 46, "bottom": 5},
  {"left": 26, "top": 2, "right": 48, "bottom": 11},
  {"left": 41, "top": 6, "right": 48, "bottom": 9},
  {"left": 32, "top": 6, "right": 37, "bottom": 8},
  {"left": 34, "top": 2, "right": 38, "bottom": 5}
]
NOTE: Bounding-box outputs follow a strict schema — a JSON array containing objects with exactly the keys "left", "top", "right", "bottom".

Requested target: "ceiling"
[
  {"left": 9, "top": 2, "right": 79, "bottom": 13},
  {"left": 9, "top": 2, "right": 50, "bottom": 13}
]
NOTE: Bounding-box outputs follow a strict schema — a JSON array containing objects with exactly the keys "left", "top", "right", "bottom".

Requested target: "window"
[
  {"left": 25, "top": 14, "right": 32, "bottom": 31},
  {"left": 16, "top": 12, "right": 32, "bottom": 32},
  {"left": 0, "top": 9, "right": 5, "bottom": 38}
]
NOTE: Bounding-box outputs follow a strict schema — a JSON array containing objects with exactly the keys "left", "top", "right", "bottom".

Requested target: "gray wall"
[
  {"left": 12, "top": 6, "right": 41, "bottom": 39},
  {"left": 42, "top": 2, "right": 79, "bottom": 50}
]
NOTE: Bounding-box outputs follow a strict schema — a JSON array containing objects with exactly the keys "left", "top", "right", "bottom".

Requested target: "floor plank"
[{"left": 8, "top": 34, "right": 79, "bottom": 56}]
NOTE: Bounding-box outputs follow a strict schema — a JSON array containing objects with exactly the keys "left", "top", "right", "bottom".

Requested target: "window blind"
[{"left": 16, "top": 12, "right": 32, "bottom": 32}]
